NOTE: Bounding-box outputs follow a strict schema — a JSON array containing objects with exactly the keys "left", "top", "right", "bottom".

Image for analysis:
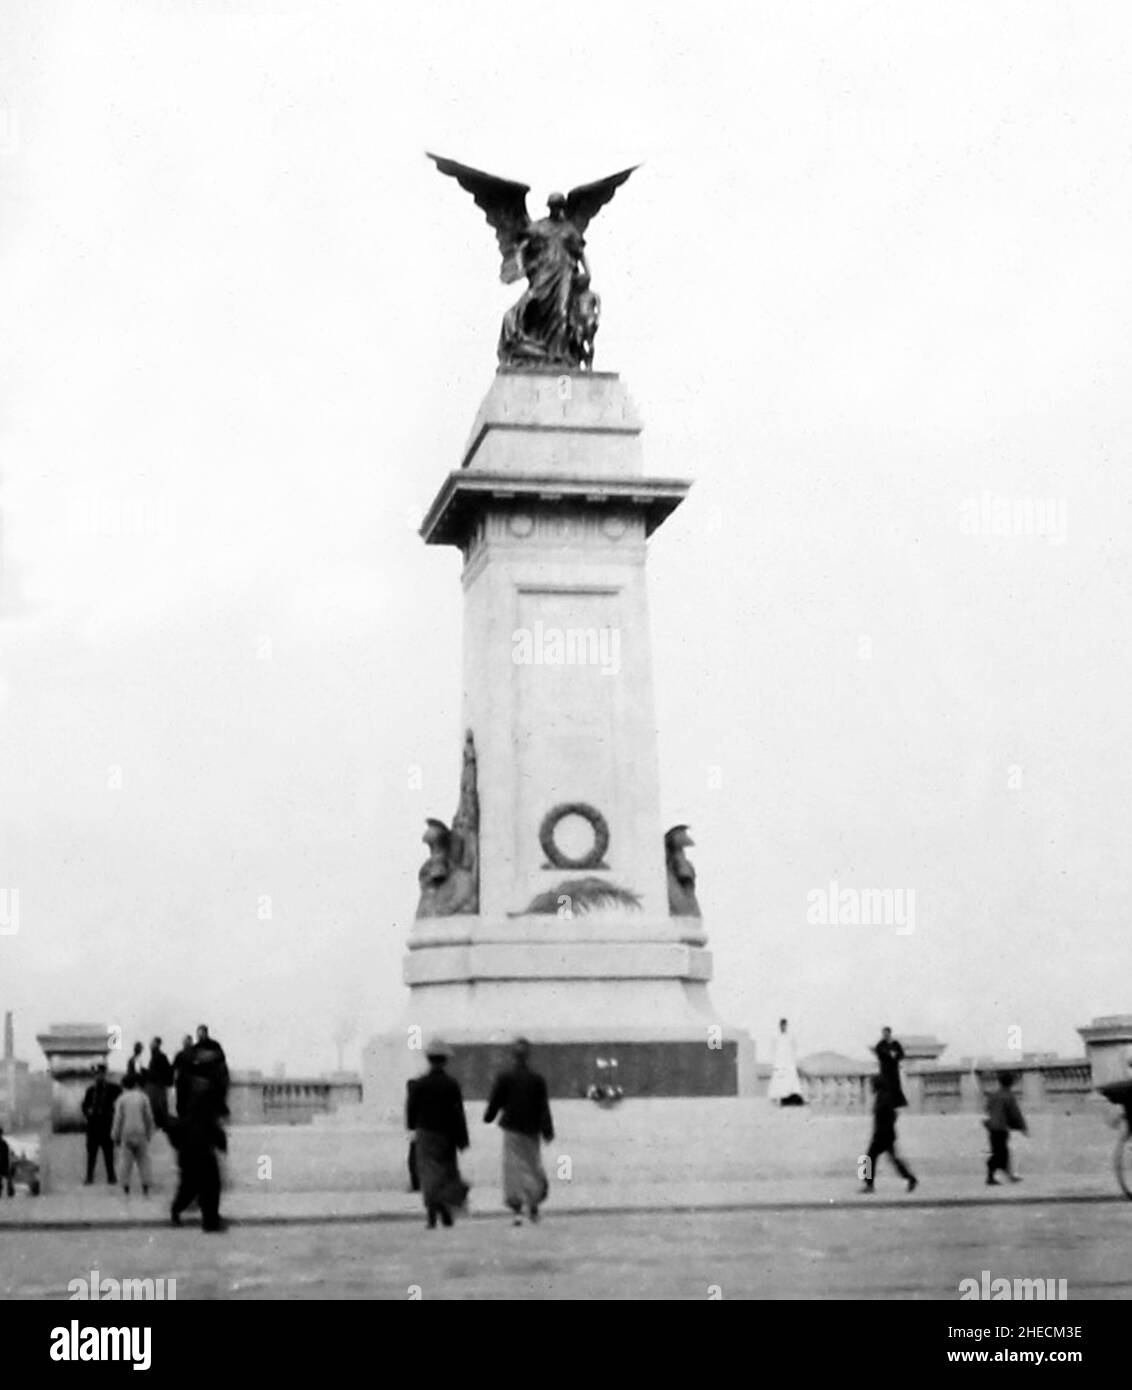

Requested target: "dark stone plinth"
[{"left": 438, "top": 1040, "right": 739, "bottom": 1101}]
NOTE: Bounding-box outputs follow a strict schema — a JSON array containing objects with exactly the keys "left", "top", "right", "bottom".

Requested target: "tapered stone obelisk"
[{"left": 363, "top": 368, "right": 753, "bottom": 1114}]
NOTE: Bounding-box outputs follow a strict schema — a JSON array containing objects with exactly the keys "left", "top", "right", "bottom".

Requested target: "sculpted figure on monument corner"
[
  {"left": 427, "top": 153, "right": 638, "bottom": 370},
  {"left": 665, "top": 824, "right": 701, "bottom": 917},
  {"left": 416, "top": 731, "right": 479, "bottom": 918}
]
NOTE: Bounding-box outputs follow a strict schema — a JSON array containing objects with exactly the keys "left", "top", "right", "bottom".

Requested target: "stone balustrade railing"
[
  {"left": 798, "top": 1070, "right": 872, "bottom": 1110},
  {"left": 780, "top": 1058, "right": 1097, "bottom": 1115},
  {"left": 228, "top": 1074, "right": 362, "bottom": 1126}
]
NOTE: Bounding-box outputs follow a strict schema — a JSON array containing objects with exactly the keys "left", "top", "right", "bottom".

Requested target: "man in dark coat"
[
  {"left": 124, "top": 1041, "right": 145, "bottom": 1087},
  {"left": 172, "top": 1034, "right": 194, "bottom": 1118},
  {"left": 170, "top": 1025, "right": 229, "bottom": 1232},
  {"left": 406, "top": 1041, "right": 469, "bottom": 1228},
  {"left": 81, "top": 1064, "right": 121, "bottom": 1185},
  {"left": 405, "top": 1077, "right": 420, "bottom": 1192},
  {"left": 0, "top": 1126, "right": 11, "bottom": 1197},
  {"left": 189, "top": 1026, "right": 229, "bottom": 1113},
  {"left": 145, "top": 1037, "right": 174, "bottom": 1131},
  {"left": 985, "top": 1071, "right": 1027, "bottom": 1185},
  {"left": 484, "top": 1038, "right": 554, "bottom": 1225},
  {"left": 169, "top": 1106, "right": 226, "bottom": 1232},
  {"left": 872, "top": 1026, "right": 908, "bottom": 1108},
  {"left": 859, "top": 1074, "right": 917, "bottom": 1194}
]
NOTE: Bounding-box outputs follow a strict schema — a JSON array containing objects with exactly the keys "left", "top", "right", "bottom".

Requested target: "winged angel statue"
[{"left": 427, "top": 153, "right": 638, "bottom": 370}]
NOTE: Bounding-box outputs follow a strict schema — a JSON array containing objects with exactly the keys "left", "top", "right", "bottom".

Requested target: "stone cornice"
[{"left": 421, "top": 470, "right": 691, "bottom": 548}]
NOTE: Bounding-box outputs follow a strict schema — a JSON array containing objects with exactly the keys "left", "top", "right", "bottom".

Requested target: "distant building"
[{"left": 899, "top": 1035, "right": 947, "bottom": 1064}]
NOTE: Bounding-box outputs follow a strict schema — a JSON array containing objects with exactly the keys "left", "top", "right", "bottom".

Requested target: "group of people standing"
[
  {"left": 406, "top": 1037, "right": 554, "bottom": 1229},
  {"left": 81, "top": 1024, "right": 230, "bottom": 1232}
]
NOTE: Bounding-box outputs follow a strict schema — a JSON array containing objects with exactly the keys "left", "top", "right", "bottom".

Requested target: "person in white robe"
[{"left": 768, "top": 1017, "right": 805, "bottom": 1105}]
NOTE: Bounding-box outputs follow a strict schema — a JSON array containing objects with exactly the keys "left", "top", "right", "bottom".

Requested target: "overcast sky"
[{"left": 1, "top": 0, "right": 1130, "bottom": 1075}]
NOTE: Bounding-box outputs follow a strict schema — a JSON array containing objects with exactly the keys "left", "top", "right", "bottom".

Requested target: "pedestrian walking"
[
  {"left": 111, "top": 1073, "right": 155, "bottom": 1196},
  {"left": 484, "top": 1038, "right": 554, "bottom": 1226},
  {"left": 169, "top": 1109, "right": 227, "bottom": 1232},
  {"left": 859, "top": 1074, "right": 917, "bottom": 1193},
  {"left": 170, "top": 1024, "right": 230, "bottom": 1232},
  {"left": 186, "top": 1025, "right": 229, "bottom": 1120},
  {"left": 406, "top": 1041, "right": 469, "bottom": 1228},
  {"left": 871, "top": 1026, "right": 908, "bottom": 1108},
  {"left": 985, "top": 1070, "right": 1027, "bottom": 1185}
]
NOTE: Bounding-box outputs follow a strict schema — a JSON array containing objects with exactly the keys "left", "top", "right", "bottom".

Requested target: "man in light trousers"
[{"left": 111, "top": 1072, "right": 156, "bottom": 1196}]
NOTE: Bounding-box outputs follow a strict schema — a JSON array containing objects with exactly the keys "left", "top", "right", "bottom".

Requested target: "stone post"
[
  {"left": 35, "top": 1024, "right": 113, "bottom": 1133},
  {"left": 1077, "top": 1015, "right": 1132, "bottom": 1089},
  {"left": 959, "top": 1067, "right": 983, "bottom": 1114}
]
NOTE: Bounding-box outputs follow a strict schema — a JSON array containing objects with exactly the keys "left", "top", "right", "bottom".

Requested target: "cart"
[{"left": 6, "top": 1135, "right": 41, "bottom": 1196}]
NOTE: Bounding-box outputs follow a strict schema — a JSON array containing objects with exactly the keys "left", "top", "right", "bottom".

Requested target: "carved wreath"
[{"left": 539, "top": 803, "right": 610, "bottom": 870}]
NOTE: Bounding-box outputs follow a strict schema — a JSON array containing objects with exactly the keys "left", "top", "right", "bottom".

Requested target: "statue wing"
[
  {"left": 427, "top": 153, "right": 531, "bottom": 283},
  {"left": 564, "top": 165, "right": 640, "bottom": 235}
]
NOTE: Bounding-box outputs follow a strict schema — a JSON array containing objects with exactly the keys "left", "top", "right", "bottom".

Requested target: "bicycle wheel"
[{"left": 1114, "top": 1126, "right": 1132, "bottom": 1200}]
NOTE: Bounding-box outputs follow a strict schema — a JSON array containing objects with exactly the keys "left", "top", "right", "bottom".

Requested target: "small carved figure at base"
[
  {"left": 415, "top": 731, "right": 479, "bottom": 919},
  {"left": 568, "top": 272, "right": 600, "bottom": 371},
  {"left": 665, "top": 824, "right": 701, "bottom": 917}
]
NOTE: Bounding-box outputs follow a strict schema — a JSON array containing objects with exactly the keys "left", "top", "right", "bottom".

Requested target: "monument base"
[{"left": 363, "top": 1020, "right": 756, "bottom": 1120}]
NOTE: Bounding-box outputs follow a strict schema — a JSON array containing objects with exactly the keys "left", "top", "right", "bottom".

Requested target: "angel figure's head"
[
  {"left": 547, "top": 192, "right": 567, "bottom": 218},
  {"left": 423, "top": 818, "right": 451, "bottom": 853}
]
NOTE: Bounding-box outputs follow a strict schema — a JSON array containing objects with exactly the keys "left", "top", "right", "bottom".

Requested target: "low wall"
[
  {"left": 785, "top": 1058, "right": 1096, "bottom": 1115},
  {"left": 228, "top": 1075, "right": 363, "bottom": 1126}
]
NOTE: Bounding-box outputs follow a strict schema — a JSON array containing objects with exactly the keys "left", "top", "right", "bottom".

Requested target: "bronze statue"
[
  {"left": 427, "top": 153, "right": 638, "bottom": 370},
  {"left": 416, "top": 731, "right": 479, "bottom": 918},
  {"left": 665, "top": 825, "right": 701, "bottom": 918}
]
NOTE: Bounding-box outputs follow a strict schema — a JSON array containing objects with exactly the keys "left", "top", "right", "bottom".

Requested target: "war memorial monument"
[{"left": 363, "top": 156, "right": 754, "bottom": 1112}]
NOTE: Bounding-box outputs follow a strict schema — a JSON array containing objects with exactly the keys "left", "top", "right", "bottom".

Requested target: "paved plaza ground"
[
  {"left": 4, "top": 1100, "right": 1129, "bottom": 1298},
  {"left": 4, "top": 1203, "right": 1130, "bottom": 1300}
]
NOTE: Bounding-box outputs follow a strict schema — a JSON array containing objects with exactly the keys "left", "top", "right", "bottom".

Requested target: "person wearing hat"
[
  {"left": 484, "top": 1038, "right": 554, "bottom": 1226},
  {"left": 406, "top": 1039, "right": 470, "bottom": 1228}
]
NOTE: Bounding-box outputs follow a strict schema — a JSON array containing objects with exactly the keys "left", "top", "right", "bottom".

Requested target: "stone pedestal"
[
  {"left": 35, "top": 1023, "right": 113, "bottom": 1133},
  {"left": 364, "top": 370, "right": 753, "bottom": 1116},
  {"left": 1078, "top": 1015, "right": 1132, "bottom": 1088}
]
